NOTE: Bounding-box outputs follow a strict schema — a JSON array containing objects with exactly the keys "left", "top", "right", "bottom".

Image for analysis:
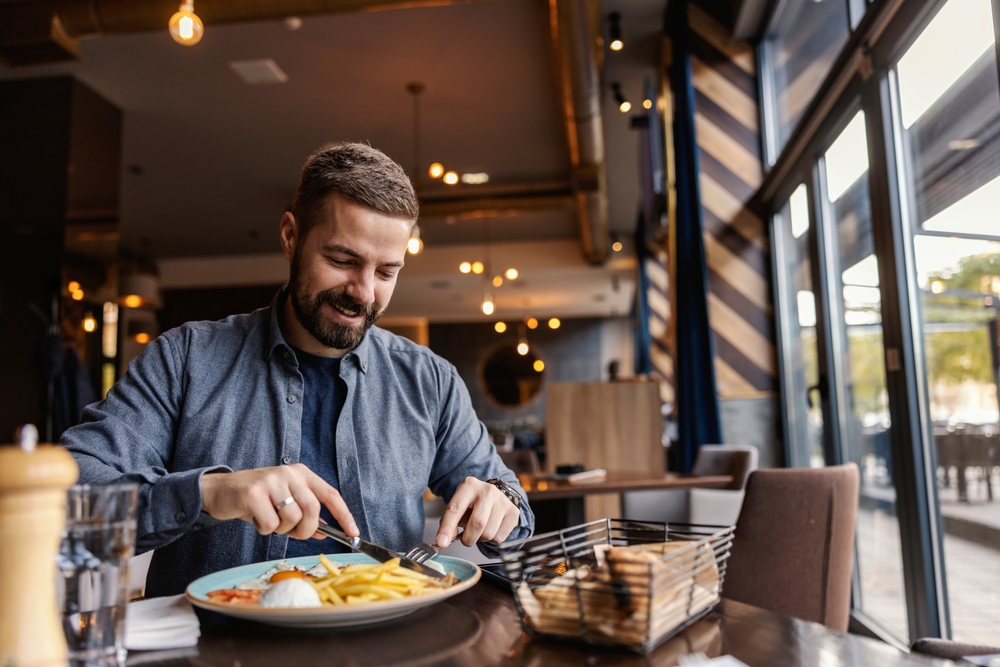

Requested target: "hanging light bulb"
[
  {"left": 459, "top": 261, "right": 472, "bottom": 274},
  {"left": 548, "top": 317, "right": 561, "bottom": 329},
  {"left": 533, "top": 359, "right": 545, "bottom": 372},
  {"left": 608, "top": 12, "right": 624, "bottom": 51},
  {"left": 443, "top": 171, "right": 459, "bottom": 185},
  {"left": 492, "top": 275, "right": 503, "bottom": 287},
  {"left": 428, "top": 163, "right": 444, "bottom": 179},
  {"left": 83, "top": 313, "right": 97, "bottom": 333},
  {"left": 471, "top": 261, "right": 485, "bottom": 274},
  {"left": 526, "top": 317, "right": 538, "bottom": 329},
  {"left": 482, "top": 295, "right": 495, "bottom": 315},
  {"left": 407, "top": 224, "right": 423, "bottom": 255},
  {"left": 505, "top": 268, "right": 518, "bottom": 280},
  {"left": 169, "top": 1, "right": 204, "bottom": 46},
  {"left": 517, "top": 341, "right": 529, "bottom": 356},
  {"left": 611, "top": 83, "right": 631, "bottom": 113}
]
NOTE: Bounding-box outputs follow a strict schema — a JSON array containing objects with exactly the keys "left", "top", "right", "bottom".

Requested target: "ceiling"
[{"left": 0, "top": 0, "right": 664, "bottom": 321}]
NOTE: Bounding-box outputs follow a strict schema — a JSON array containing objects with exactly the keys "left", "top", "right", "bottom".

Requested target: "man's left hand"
[{"left": 436, "top": 477, "right": 521, "bottom": 548}]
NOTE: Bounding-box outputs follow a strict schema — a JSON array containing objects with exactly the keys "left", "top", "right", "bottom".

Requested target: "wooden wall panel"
[{"left": 546, "top": 382, "right": 664, "bottom": 520}]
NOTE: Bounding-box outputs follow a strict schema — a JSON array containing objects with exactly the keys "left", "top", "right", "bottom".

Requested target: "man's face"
[{"left": 283, "top": 194, "right": 411, "bottom": 351}]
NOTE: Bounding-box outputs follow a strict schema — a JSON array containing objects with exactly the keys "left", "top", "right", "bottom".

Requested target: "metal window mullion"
[
  {"left": 861, "top": 69, "right": 944, "bottom": 641},
  {"left": 993, "top": 0, "right": 1000, "bottom": 93},
  {"left": 771, "top": 201, "right": 798, "bottom": 468}
]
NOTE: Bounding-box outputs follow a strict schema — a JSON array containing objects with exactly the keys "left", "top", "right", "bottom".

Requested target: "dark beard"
[{"left": 289, "top": 254, "right": 384, "bottom": 351}]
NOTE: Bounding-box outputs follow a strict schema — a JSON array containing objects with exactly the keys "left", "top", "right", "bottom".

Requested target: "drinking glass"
[{"left": 56, "top": 484, "right": 138, "bottom": 667}]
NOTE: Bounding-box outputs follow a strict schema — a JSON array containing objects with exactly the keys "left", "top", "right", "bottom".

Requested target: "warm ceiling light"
[
  {"left": 505, "top": 268, "right": 518, "bottom": 280},
  {"left": 482, "top": 298, "right": 495, "bottom": 315},
  {"left": 459, "top": 261, "right": 472, "bottom": 274},
  {"left": 608, "top": 12, "right": 623, "bottom": 51},
  {"left": 492, "top": 275, "right": 503, "bottom": 287},
  {"left": 495, "top": 321, "right": 507, "bottom": 333},
  {"left": 517, "top": 342, "right": 529, "bottom": 356},
  {"left": 83, "top": 314, "right": 97, "bottom": 333},
  {"left": 71, "top": 289, "right": 84, "bottom": 301},
  {"left": 123, "top": 294, "right": 142, "bottom": 308},
  {"left": 461, "top": 173, "right": 490, "bottom": 185},
  {"left": 407, "top": 224, "right": 423, "bottom": 255},
  {"left": 67, "top": 281, "right": 80, "bottom": 292},
  {"left": 533, "top": 359, "right": 545, "bottom": 372},
  {"left": 471, "top": 261, "right": 484, "bottom": 274},
  {"left": 443, "top": 171, "right": 459, "bottom": 185},
  {"left": 526, "top": 317, "right": 538, "bottom": 329},
  {"left": 169, "top": 0, "right": 204, "bottom": 46},
  {"left": 612, "top": 241, "right": 623, "bottom": 252},
  {"left": 643, "top": 99, "right": 652, "bottom": 110},
  {"left": 548, "top": 317, "right": 561, "bottom": 329},
  {"left": 428, "top": 163, "right": 445, "bottom": 179},
  {"left": 134, "top": 333, "right": 151, "bottom": 344},
  {"left": 611, "top": 83, "right": 630, "bottom": 114}
]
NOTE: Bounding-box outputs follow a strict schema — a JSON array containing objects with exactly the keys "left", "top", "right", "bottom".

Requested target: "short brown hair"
[{"left": 291, "top": 143, "right": 418, "bottom": 238}]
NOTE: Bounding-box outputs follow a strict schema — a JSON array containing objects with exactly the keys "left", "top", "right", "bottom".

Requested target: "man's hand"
[
  {"left": 436, "top": 477, "right": 521, "bottom": 548},
  {"left": 200, "top": 464, "right": 359, "bottom": 541}
]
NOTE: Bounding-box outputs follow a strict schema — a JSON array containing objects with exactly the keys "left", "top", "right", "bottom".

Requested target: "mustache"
[{"left": 318, "top": 289, "right": 381, "bottom": 321}]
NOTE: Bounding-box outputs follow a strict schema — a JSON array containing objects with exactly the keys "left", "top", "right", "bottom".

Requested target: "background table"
[
  {"left": 521, "top": 471, "right": 733, "bottom": 532},
  {"left": 145, "top": 582, "right": 952, "bottom": 667}
]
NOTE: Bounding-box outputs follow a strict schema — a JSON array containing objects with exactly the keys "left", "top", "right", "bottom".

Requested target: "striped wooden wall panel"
[
  {"left": 646, "top": 249, "right": 675, "bottom": 403},
  {"left": 689, "top": 3, "right": 777, "bottom": 397}
]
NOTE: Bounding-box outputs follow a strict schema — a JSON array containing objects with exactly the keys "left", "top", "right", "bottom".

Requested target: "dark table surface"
[
  {"left": 521, "top": 471, "right": 734, "bottom": 501},
  {"left": 133, "top": 581, "right": 956, "bottom": 667}
]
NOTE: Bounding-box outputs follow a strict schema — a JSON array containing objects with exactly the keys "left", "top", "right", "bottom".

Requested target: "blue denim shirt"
[{"left": 61, "top": 286, "right": 534, "bottom": 597}]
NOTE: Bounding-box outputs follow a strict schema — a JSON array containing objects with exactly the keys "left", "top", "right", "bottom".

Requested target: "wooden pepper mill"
[{"left": 0, "top": 425, "right": 79, "bottom": 667}]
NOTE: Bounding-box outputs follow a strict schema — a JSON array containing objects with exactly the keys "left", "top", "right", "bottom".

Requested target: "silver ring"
[{"left": 274, "top": 496, "right": 296, "bottom": 512}]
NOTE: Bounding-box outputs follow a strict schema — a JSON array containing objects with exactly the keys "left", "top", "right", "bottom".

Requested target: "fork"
[{"left": 403, "top": 541, "right": 439, "bottom": 564}]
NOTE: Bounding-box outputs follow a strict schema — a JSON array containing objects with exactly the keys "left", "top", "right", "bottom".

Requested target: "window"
[
  {"left": 762, "top": 0, "right": 851, "bottom": 158},
  {"left": 891, "top": 0, "right": 1000, "bottom": 643}
]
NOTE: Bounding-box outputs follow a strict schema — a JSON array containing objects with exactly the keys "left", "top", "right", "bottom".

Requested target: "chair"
[
  {"left": 722, "top": 464, "right": 859, "bottom": 631},
  {"left": 498, "top": 448, "right": 541, "bottom": 475},
  {"left": 910, "top": 638, "right": 1000, "bottom": 661},
  {"left": 620, "top": 445, "right": 759, "bottom": 526}
]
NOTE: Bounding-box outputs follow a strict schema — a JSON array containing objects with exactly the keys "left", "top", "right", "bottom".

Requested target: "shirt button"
[
  {"left": 361, "top": 361, "right": 368, "bottom": 371},
  {"left": 282, "top": 455, "right": 292, "bottom": 465},
  {"left": 287, "top": 395, "right": 297, "bottom": 404},
  {"left": 175, "top": 511, "right": 186, "bottom": 523}
]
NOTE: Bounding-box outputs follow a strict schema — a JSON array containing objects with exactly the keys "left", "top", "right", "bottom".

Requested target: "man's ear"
[{"left": 279, "top": 211, "right": 297, "bottom": 262}]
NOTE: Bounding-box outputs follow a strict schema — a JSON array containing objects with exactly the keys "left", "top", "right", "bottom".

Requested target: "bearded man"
[{"left": 62, "top": 143, "right": 534, "bottom": 597}]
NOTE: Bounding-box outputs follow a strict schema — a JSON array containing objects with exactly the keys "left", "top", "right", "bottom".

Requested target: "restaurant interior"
[{"left": 1, "top": 0, "right": 999, "bottom": 664}]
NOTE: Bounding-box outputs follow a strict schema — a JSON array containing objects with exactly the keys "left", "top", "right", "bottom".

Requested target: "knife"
[{"left": 315, "top": 524, "right": 446, "bottom": 579}]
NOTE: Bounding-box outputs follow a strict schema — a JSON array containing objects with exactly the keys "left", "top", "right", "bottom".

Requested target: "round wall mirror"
[{"left": 481, "top": 345, "right": 544, "bottom": 406}]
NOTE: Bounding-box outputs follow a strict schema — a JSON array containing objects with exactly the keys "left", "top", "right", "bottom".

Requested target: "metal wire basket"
[{"left": 499, "top": 519, "right": 735, "bottom": 653}]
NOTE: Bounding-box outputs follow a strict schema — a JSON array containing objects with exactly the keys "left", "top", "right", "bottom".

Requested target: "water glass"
[{"left": 57, "top": 484, "right": 138, "bottom": 667}]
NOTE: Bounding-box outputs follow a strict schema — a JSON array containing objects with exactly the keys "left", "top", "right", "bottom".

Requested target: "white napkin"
[{"left": 124, "top": 595, "right": 201, "bottom": 651}]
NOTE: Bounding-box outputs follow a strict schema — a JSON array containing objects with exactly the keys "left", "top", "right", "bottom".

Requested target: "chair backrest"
[
  {"left": 722, "top": 463, "right": 859, "bottom": 631},
  {"left": 692, "top": 445, "right": 759, "bottom": 490},
  {"left": 498, "top": 448, "right": 541, "bottom": 475}
]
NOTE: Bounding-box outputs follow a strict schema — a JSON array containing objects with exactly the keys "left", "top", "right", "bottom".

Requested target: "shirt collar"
[{"left": 265, "top": 283, "right": 371, "bottom": 373}]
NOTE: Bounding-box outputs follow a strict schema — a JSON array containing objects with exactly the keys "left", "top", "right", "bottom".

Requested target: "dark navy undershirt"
[{"left": 285, "top": 347, "right": 350, "bottom": 558}]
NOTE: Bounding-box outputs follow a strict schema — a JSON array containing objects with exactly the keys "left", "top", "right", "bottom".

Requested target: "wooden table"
[
  {"left": 142, "top": 583, "right": 950, "bottom": 667},
  {"left": 521, "top": 471, "right": 734, "bottom": 532}
]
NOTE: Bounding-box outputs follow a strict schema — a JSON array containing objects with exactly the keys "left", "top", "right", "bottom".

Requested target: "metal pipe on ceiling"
[{"left": 550, "top": 0, "right": 609, "bottom": 265}]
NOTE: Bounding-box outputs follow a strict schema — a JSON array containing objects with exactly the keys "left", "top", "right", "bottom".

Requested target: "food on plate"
[
  {"left": 260, "top": 578, "right": 322, "bottom": 608},
  {"left": 206, "top": 554, "right": 457, "bottom": 609},
  {"left": 516, "top": 540, "right": 721, "bottom": 646}
]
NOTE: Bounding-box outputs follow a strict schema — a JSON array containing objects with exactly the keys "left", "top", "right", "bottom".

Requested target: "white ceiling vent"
[{"left": 229, "top": 59, "right": 288, "bottom": 85}]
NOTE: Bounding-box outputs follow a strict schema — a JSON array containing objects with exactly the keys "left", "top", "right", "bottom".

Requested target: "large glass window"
[
  {"left": 775, "top": 184, "right": 826, "bottom": 468},
  {"left": 891, "top": 0, "right": 1000, "bottom": 643},
  {"left": 821, "top": 110, "right": 909, "bottom": 641},
  {"left": 763, "top": 0, "right": 851, "bottom": 157}
]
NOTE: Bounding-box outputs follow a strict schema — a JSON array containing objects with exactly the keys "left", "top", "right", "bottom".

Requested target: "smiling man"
[{"left": 62, "top": 143, "right": 534, "bottom": 597}]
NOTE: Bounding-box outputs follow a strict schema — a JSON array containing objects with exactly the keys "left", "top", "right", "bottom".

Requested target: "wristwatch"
[{"left": 486, "top": 478, "right": 521, "bottom": 508}]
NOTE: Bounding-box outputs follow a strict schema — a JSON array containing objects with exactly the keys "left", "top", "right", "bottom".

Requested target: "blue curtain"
[{"left": 668, "top": 0, "right": 722, "bottom": 472}]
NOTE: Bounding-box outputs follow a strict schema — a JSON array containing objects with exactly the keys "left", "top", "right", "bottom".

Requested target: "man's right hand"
[{"left": 199, "top": 464, "right": 359, "bottom": 541}]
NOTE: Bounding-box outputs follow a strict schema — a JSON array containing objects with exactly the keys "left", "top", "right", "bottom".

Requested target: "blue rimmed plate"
[{"left": 185, "top": 554, "right": 480, "bottom": 628}]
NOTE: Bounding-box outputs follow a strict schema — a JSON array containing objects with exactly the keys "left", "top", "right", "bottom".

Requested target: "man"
[{"left": 62, "top": 143, "right": 534, "bottom": 597}]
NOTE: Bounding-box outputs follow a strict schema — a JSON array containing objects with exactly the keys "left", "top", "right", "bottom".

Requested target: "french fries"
[{"left": 309, "top": 556, "right": 455, "bottom": 606}]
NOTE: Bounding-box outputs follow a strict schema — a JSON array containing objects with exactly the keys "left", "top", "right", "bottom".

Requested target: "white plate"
[{"left": 185, "top": 553, "right": 480, "bottom": 628}]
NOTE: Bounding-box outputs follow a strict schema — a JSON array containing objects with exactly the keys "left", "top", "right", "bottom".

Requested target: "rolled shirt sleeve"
[
  {"left": 427, "top": 363, "right": 535, "bottom": 558},
  {"left": 61, "top": 333, "right": 228, "bottom": 553}
]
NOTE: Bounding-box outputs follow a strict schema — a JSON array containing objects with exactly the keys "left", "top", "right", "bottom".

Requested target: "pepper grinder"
[{"left": 0, "top": 425, "right": 79, "bottom": 667}]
